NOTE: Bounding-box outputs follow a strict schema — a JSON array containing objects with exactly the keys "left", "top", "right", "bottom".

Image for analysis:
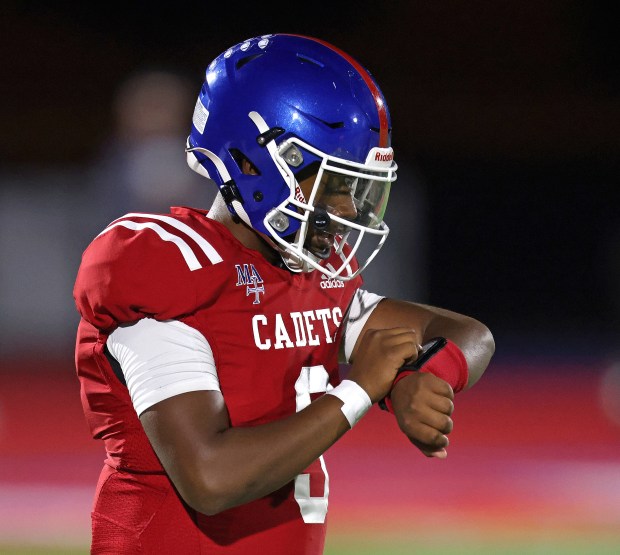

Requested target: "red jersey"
[{"left": 74, "top": 206, "right": 363, "bottom": 554}]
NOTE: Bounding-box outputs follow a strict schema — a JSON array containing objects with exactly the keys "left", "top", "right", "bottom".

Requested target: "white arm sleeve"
[
  {"left": 342, "top": 289, "right": 385, "bottom": 363},
  {"left": 106, "top": 318, "right": 220, "bottom": 416}
]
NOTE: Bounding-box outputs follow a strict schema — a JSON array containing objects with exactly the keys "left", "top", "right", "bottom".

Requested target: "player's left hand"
[{"left": 389, "top": 372, "right": 455, "bottom": 459}]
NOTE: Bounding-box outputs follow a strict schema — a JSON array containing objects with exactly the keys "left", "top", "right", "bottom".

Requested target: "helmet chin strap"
[
  {"left": 185, "top": 139, "right": 254, "bottom": 229},
  {"left": 248, "top": 111, "right": 359, "bottom": 277},
  {"left": 278, "top": 236, "right": 319, "bottom": 273},
  {"left": 187, "top": 119, "right": 325, "bottom": 275},
  {"left": 247, "top": 111, "right": 320, "bottom": 273},
  {"left": 248, "top": 111, "right": 292, "bottom": 183},
  {"left": 187, "top": 136, "right": 303, "bottom": 272}
]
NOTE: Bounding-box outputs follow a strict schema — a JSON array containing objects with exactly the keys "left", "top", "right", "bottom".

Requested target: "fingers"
[
  {"left": 348, "top": 327, "right": 422, "bottom": 402},
  {"left": 427, "top": 448, "right": 448, "bottom": 459},
  {"left": 364, "top": 327, "right": 421, "bottom": 368},
  {"left": 427, "top": 394, "right": 455, "bottom": 417},
  {"left": 419, "top": 371, "right": 455, "bottom": 400},
  {"left": 391, "top": 373, "right": 455, "bottom": 419},
  {"left": 424, "top": 410, "right": 453, "bottom": 435},
  {"left": 398, "top": 407, "right": 453, "bottom": 437},
  {"left": 407, "top": 423, "right": 450, "bottom": 457},
  {"left": 389, "top": 372, "right": 456, "bottom": 457}
]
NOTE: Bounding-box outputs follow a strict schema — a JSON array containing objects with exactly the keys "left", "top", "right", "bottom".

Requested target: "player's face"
[{"left": 299, "top": 171, "right": 358, "bottom": 260}]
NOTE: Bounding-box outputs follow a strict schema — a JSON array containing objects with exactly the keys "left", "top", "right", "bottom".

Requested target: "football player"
[{"left": 74, "top": 34, "right": 494, "bottom": 554}]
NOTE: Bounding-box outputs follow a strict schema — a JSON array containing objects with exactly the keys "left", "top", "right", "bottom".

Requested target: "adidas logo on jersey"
[{"left": 320, "top": 274, "right": 345, "bottom": 289}]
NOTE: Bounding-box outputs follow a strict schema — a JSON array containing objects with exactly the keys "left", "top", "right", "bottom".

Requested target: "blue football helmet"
[{"left": 186, "top": 33, "right": 397, "bottom": 279}]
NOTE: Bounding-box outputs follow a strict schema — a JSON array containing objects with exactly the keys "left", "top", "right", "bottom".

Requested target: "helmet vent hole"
[
  {"left": 236, "top": 53, "right": 264, "bottom": 70},
  {"left": 314, "top": 116, "right": 344, "bottom": 129},
  {"left": 296, "top": 54, "right": 324, "bottom": 68}
]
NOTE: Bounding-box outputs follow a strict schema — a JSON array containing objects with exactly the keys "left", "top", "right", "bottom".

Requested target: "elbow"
[
  {"left": 176, "top": 472, "right": 248, "bottom": 516},
  {"left": 465, "top": 316, "right": 495, "bottom": 359},
  {"left": 478, "top": 321, "right": 495, "bottom": 360},
  {"left": 191, "top": 500, "right": 230, "bottom": 517},
  {"left": 462, "top": 319, "right": 495, "bottom": 389},
  {"left": 183, "top": 492, "right": 226, "bottom": 517}
]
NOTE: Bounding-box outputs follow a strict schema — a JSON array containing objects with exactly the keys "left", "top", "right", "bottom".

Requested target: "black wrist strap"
[{"left": 378, "top": 337, "right": 447, "bottom": 411}]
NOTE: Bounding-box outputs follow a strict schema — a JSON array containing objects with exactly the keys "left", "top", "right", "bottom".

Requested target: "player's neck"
[{"left": 207, "top": 195, "right": 281, "bottom": 265}]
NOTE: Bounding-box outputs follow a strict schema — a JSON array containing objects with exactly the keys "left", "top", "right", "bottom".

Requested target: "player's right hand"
[{"left": 347, "top": 327, "right": 421, "bottom": 403}]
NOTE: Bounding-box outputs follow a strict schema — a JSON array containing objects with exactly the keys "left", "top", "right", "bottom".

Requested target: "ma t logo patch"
[{"left": 235, "top": 263, "right": 265, "bottom": 304}]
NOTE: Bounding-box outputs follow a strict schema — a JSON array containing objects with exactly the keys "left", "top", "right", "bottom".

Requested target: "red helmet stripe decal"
[{"left": 288, "top": 34, "right": 389, "bottom": 147}]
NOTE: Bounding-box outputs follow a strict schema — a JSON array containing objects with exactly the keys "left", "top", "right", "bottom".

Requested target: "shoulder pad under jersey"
[{"left": 73, "top": 211, "right": 224, "bottom": 330}]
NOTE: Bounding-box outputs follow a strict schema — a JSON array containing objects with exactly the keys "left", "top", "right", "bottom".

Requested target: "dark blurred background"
[
  {"left": 2, "top": 0, "right": 618, "bottom": 359},
  {"left": 1, "top": 2, "right": 619, "bottom": 551}
]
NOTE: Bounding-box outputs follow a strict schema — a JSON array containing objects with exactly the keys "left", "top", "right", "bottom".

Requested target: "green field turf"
[
  {"left": 325, "top": 534, "right": 620, "bottom": 555},
  {"left": 2, "top": 532, "right": 619, "bottom": 555}
]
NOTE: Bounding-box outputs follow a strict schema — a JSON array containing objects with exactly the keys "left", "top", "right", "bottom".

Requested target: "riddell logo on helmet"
[
  {"left": 366, "top": 147, "right": 394, "bottom": 167},
  {"left": 374, "top": 151, "right": 393, "bottom": 162}
]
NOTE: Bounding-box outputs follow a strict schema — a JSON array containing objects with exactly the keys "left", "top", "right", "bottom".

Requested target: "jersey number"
[{"left": 293, "top": 365, "right": 333, "bottom": 524}]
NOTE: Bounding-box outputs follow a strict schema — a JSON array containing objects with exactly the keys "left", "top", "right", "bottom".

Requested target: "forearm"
[
  {"left": 359, "top": 299, "right": 495, "bottom": 389},
  {"left": 203, "top": 396, "right": 349, "bottom": 512},
  {"left": 142, "top": 391, "right": 350, "bottom": 515},
  {"left": 141, "top": 324, "right": 419, "bottom": 515},
  {"left": 417, "top": 304, "right": 495, "bottom": 388}
]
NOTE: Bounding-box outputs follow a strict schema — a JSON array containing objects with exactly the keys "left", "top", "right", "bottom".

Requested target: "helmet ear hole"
[{"left": 229, "top": 148, "right": 261, "bottom": 175}]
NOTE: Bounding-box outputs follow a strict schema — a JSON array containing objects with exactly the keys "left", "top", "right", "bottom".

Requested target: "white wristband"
[{"left": 326, "top": 379, "right": 372, "bottom": 428}]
